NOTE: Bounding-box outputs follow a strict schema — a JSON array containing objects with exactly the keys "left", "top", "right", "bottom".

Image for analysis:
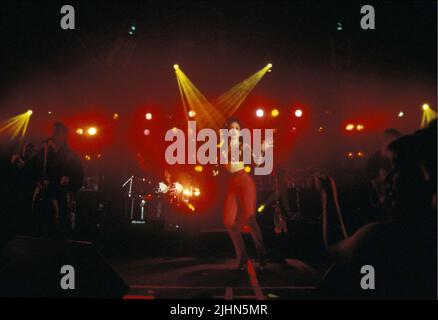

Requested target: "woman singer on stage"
[{"left": 221, "top": 118, "right": 268, "bottom": 271}]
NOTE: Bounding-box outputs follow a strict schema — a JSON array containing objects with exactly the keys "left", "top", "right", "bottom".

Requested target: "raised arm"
[{"left": 314, "top": 173, "right": 348, "bottom": 254}]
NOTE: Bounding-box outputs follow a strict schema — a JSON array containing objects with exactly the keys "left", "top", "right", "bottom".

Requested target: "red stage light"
[
  {"left": 345, "top": 124, "right": 355, "bottom": 131},
  {"left": 256, "top": 109, "right": 264, "bottom": 117},
  {"left": 144, "top": 129, "right": 151, "bottom": 136},
  {"left": 294, "top": 109, "right": 303, "bottom": 118},
  {"left": 145, "top": 113, "right": 152, "bottom": 120},
  {"left": 76, "top": 128, "right": 84, "bottom": 135}
]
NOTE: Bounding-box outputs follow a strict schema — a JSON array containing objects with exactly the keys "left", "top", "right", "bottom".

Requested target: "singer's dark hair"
[{"left": 224, "top": 116, "right": 242, "bottom": 128}]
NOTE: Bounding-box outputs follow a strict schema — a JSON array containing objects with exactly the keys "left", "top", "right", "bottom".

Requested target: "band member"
[
  {"left": 10, "top": 142, "right": 38, "bottom": 234},
  {"left": 222, "top": 118, "right": 267, "bottom": 271},
  {"left": 33, "top": 122, "right": 83, "bottom": 238}
]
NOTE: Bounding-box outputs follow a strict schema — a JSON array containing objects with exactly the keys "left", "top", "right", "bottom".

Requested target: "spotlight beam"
[
  {"left": 421, "top": 104, "right": 437, "bottom": 128},
  {"left": 213, "top": 64, "right": 272, "bottom": 119},
  {"left": 174, "top": 63, "right": 272, "bottom": 129},
  {"left": 0, "top": 110, "right": 32, "bottom": 143},
  {"left": 175, "top": 66, "right": 225, "bottom": 129}
]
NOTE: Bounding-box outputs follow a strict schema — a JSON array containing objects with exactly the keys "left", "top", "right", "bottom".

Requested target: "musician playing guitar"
[{"left": 33, "top": 122, "right": 83, "bottom": 238}]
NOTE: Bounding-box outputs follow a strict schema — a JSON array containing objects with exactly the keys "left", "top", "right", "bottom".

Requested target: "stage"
[
  {"left": 0, "top": 222, "right": 328, "bottom": 299},
  {"left": 107, "top": 223, "right": 328, "bottom": 300},
  {"left": 114, "top": 257, "right": 322, "bottom": 300}
]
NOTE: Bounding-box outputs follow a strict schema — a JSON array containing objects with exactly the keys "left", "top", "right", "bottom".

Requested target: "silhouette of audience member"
[
  {"left": 365, "top": 128, "right": 402, "bottom": 221},
  {"left": 317, "top": 121, "right": 436, "bottom": 299}
]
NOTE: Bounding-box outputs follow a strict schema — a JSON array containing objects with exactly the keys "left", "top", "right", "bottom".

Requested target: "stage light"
[
  {"left": 193, "top": 188, "right": 201, "bottom": 197},
  {"left": 356, "top": 124, "right": 364, "bottom": 131},
  {"left": 347, "top": 152, "right": 354, "bottom": 158},
  {"left": 398, "top": 111, "right": 404, "bottom": 118},
  {"left": 357, "top": 151, "right": 365, "bottom": 157},
  {"left": 145, "top": 113, "right": 152, "bottom": 120},
  {"left": 345, "top": 124, "right": 354, "bottom": 131},
  {"left": 84, "top": 155, "right": 91, "bottom": 161},
  {"left": 244, "top": 166, "right": 251, "bottom": 173},
  {"left": 211, "top": 65, "right": 272, "bottom": 127},
  {"left": 183, "top": 189, "right": 192, "bottom": 197},
  {"left": 143, "top": 129, "right": 151, "bottom": 136},
  {"left": 256, "top": 109, "right": 264, "bottom": 117},
  {"left": 271, "top": 109, "right": 279, "bottom": 117},
  {"left": 257, "top": 204, "right": 265, "bottom": 213},
  {"left": 87, "top": 127, "right": 97, "bottom": 136},
  {"left": 294, "top": 109, "right": 303, "bottom": 118},
  {"left": 174, "top": 182, "right": 184, "bottom": 194},
  {"left": 173, "top": 64, "right": 179, "bottom": 70},
  {"left": 131, "top": 25, "right": 136, "bottom": 31},
  {"left": 176, "top": 64, "right": 271, "bottom": 129},
  {"left": 188, "top": 110, "right": 196, "bottom": 118},
  {"left": 113, "top": 113, "right": 119, "bottom": 120},
  {"left": 188, "top": 203, "right": 195, "bottom": 212},
  {"left": 48, "top": 111, "right": 52, "bottom": 115},
  {"left": 76, "top": 128, "right": 84, "bottom": 135},
  {"left": 158, "top": 182, "right": 169, "bottom": 194},
  {"left": 318, "top": 126, "right": 324, "bottom": 132},
  {"left": 421, "top": 103, "right": 437, "bottom": 127},
  {"left": 195, "top": 165, "right": 203, "bottom": 172},
  {"left": 267, "top": 63, "right": 273, "bottom": 69},
  {"left": 0, "top": 110, "right": 33, "bottom": 142}
]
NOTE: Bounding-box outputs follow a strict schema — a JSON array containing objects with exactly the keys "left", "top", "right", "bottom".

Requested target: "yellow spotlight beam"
[
  {"left": 175, "top": 66, "right": 225, "bottom": 129},
  {"left": 174, "top": 63, "right": 272, "bottom": 129},
  {"left": 213, "top": 64, "right": 272, "bottom": 119},
  {"left": 176, "top": 72, "right": 189, "bottom": 122},
  {"left": 421, "top": 104, "right": 437, "bottom": 128},
  {"left": 0, "top": 110, "right": 33, "bottom": 143}
]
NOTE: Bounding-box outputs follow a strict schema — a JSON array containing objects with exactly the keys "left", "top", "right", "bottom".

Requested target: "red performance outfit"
[{"left": 223, "top": 139, "right": 266, "bottom": 270}]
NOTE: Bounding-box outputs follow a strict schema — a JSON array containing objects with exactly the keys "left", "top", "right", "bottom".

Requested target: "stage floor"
[{"left": 110, "top": 256, "right": 323, "bottom": 300}]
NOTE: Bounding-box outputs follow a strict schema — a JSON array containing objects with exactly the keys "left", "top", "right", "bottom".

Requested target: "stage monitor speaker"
[{"left": 0, "top": 236, "right": 128, "bottom": 298}]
